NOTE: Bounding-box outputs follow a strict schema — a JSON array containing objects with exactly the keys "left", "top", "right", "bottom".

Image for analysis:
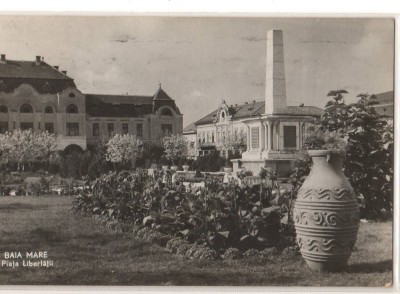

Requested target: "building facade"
[
  {"left": 0, "top": 54, "right": 183, "bottom": 152},
  {"left": 182, "top": 122, "right": 197, "bottom": 159}
]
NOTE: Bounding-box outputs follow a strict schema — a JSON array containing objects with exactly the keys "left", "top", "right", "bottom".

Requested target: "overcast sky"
[{"left": 0, "top": 16, "right": 394, "bottom": 126}]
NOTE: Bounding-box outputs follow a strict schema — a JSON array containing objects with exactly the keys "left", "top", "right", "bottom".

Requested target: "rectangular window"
[
  {"left": 122, "top": 123, "right": 129, "bottom": 134},
  {"left": 45, "top": 123, "right": 54, "bottom": 134},
  {"left": 66, "top": 123, "right": 79, "bottom": 136},
  {"left": 136, "top": 123, "right": 143, "bottom": 137},
  {"left": 212, "top": 132, "right": 215, "bottom": 143},
  {"left": 251, "top": 127, "right": 259, "bottom": 149},
  {"left": 107, "top": 123, "right": 114, "bottom": 137},
  {"left": 161, "top": 124, "right": 172, "bottom": 136},
  {"left": 92, "top": 123, "right": 99, "bottom": 137},
  {"left": 284, "top": 126, "right": 297, "bottom": 148},
  {"left": 0, "top": 122, "right": 8, "bottom": 133},
  {"left": 20, "top": 122, "right": 34, "bottom": 131}
]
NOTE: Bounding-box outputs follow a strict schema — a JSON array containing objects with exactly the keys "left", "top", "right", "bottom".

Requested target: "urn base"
[{"left": 304, "top": 259, "right": 348, "bottom": 272}]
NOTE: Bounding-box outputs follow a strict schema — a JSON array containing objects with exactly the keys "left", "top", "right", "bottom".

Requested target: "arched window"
[
  {"left": 0, "top": 105, "right": 8, "bottom": 113},
  {"left": 161, "top": 108, "right": 173, "bottom": 116},
  {"left": 20, "top": 103, "right": 33, "bottom": 113},
  {"left": 66, "top": 104, "right": 78, "bottom": 113},
  {"left": 220, "top": 111, "right": 226, "bottom": 122},
  {"left": 44, "top": 106, "right": 54, "bottom": 113}
]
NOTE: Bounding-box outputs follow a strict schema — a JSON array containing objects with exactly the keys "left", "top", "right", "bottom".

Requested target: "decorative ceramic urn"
[{"left": 293, "top": 150, "right": 360, "bottom": 272}]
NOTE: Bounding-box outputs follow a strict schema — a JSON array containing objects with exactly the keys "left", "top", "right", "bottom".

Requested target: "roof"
[
  {"left": 183, "top": 122, "right": 196, "bottom": 133},
  {"left": 85, "top": 87, "right": 179, "bottom": 117},
  {"left": 0, "top": 59, "right": 73, "bottom": 80},
  {"left": 85, "top": 94, "right": 153, "bottom": 117},
  {"left": 373, "top": 104, "right": 394, "bottom": 117},
  {"left": 374, "top": 91, "right": 393, "bottom": 104},
  {"left": 276, "top": 106, "right": 324, "bottom": 116},
  {"left": 153, "top": 87, "right": 173, "bottom": 101},
  {"left": 0, "top": 58, "right": 76, "bottom": 94},
  {"left": 195, "top": 100, "right": 323, "bottom": 125},
  {"left": 371, "top": 90, "right": 394, "bottom": 117},
  {"left": 85, "top": 94, "right": 153, "bottom": 105}
]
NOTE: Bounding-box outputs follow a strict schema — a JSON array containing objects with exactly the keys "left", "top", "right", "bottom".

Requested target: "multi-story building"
[{"left": 0, "top": 54, "right": 183, "bottom": 153}]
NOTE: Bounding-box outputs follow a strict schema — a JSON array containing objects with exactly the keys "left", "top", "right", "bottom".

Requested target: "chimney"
[
  {"left": 61, "top": 70, "right": 67, "bottom": 75},
  {"left": 35, "top": 55, "right": 41, "bottom": 65},
  {"left": 1, "top": 54, "right": 5, "bottom": 62},
  {"left": 53, "top": 66, "right": 59, "bottom": 70},
  {"left": 265, "top": 29, "right": 287, "bottom": 114}
]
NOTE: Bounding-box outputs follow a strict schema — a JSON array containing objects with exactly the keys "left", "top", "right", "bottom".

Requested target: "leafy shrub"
[
  {"left": 60, "top": 150, "right": 83, "bottom": 179},
  {"left": 176, "top": 243, "right": 192, "bottom": 256},
  {"left": 138, "top": 141, "right": 165, "bottom": 168},
  {"left": 72, "top": 168, "right": 296, "bottom": 254},
  {"left": 281, "top": 245, "right": 300, "bottom": 258},
  {"left": 193, "top": 152, "right": 226, "bottom": 172},
  {"left": 260, "top": 247, "right": 279, "bottom": 258},
  {"left": 304, "top": 90, "right": 393, "bottom": 219},
  {"left": 243, "top": 248, "right": 262, "bottom": 258},
  {"left": 224, "top": 248, "right": 243, "bottom": 260},
  {"left": 166, "top": 238, "right": 189, "bottom": 253},
  {"left": 162, "top": 134, "right": 188, "bottom": 165}
]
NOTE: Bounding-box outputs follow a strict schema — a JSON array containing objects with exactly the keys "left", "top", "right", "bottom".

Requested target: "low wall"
[{"left": 232, "top": 159, "right": 294, "bottom": 177}]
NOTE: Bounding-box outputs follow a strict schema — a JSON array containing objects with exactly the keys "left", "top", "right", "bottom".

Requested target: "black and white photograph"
[{"left": 0, "top": 14, "right": 395, "bottom": 288}]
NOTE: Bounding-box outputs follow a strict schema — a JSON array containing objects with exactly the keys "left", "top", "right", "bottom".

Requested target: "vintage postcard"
[{"left": 0, "top": 15, "right": 394, "bottom": 288}]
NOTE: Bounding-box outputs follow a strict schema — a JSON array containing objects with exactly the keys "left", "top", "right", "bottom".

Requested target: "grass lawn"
[{"left": 0, "top": 196, "right": 393, "bottom": 286}]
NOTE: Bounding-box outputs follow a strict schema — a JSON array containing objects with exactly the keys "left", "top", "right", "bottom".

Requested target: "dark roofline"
[
  {"left": 195, "top": 101, "right": 323, "bottom": 126},
  {"left": 0, "top": 59, "right": 74, "bottom": 80},
  {"left": 85, "top": 93, "right": 153, "bottom": 99}
]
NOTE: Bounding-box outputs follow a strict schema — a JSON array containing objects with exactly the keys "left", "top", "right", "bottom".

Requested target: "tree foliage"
[
  {"left": 306, "top": 90, "right": 393, "bottom": 218},
  {"left": 106, "top": 134, "right": 143, "bottom": 167},
  {"left": 161, "top": 134, "right": 188, "bottom": 164},
  {"left": 0, "top": 129, "right": 58, "bottom": 171}
]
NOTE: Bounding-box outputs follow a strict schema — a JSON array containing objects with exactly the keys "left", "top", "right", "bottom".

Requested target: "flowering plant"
[
  {"left": 106, "top": 134, "right": 142, "bottom": 166},
  {"left": 162, "top": 134, "right": 188, "bottom": 165}
]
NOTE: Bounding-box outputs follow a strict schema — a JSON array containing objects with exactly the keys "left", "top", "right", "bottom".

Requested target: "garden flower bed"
[{"left": 72, "top": 169, "right": 298, "bottom": 260}]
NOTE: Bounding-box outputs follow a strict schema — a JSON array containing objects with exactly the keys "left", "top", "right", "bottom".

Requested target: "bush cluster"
[
  {"left": 72, "top": 169, "right": 296, "bottom": 254},
  {"left": 304, "top": 91, "right": 393, "bottom": 219}
]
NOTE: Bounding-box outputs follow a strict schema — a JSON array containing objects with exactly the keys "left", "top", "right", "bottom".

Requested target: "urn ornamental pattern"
[{"left": 293, "top": 150, "right": 360, "bottom": 272}]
